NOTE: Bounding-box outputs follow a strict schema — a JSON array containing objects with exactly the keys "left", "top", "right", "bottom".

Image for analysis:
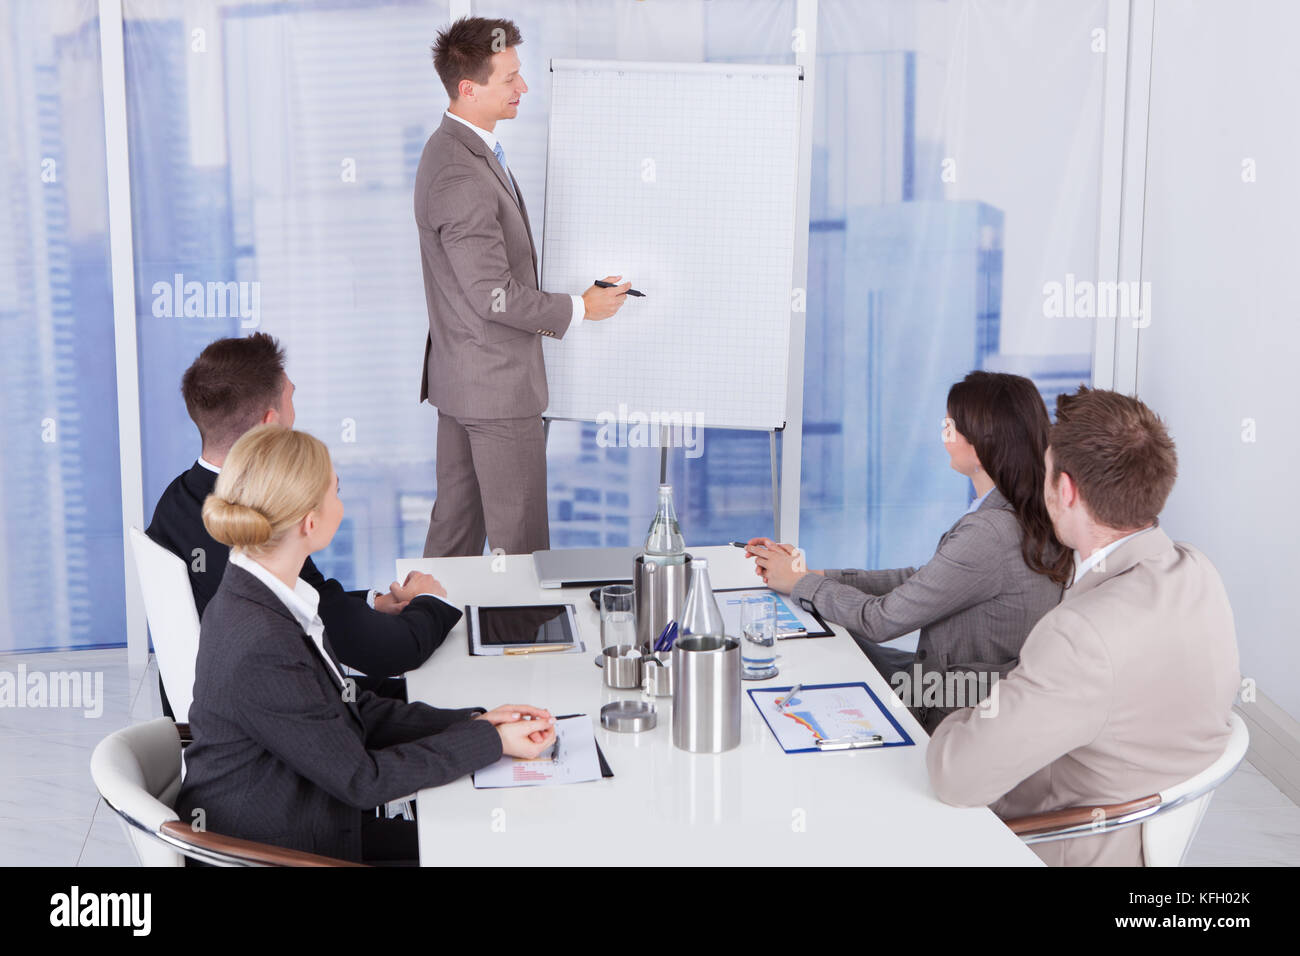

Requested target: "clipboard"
[
  {"left": 748, "top": 682, "right": 915, "bottom": 753},
  {"left": 714, "top": 587, "right": 833, "bottom": 638}
]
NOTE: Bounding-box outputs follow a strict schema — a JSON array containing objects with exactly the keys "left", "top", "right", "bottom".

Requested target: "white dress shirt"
[
  {"left": 1073, "top": 526, "right": 1153, "bottom": 584},
  {"left": 443, "top": 109, "right": 586, "bottom": 334},
  {"left": 229, "top": 550, "right": 347, "bottom": 688}
]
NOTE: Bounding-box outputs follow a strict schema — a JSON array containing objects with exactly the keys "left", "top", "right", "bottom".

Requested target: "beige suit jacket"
[
  {"left": 415, "top": 113, "right": 574, "bottom": 419},
  {"left": 926, "top": 526, "right": 1240, "bottom": 866}
]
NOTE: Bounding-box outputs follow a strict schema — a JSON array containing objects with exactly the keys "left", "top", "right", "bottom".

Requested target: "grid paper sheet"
[{"left": 541, "top": 60, "right": 801, "bottom": 431}]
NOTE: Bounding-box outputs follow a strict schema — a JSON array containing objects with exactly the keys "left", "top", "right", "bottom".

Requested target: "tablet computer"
[{"left": 467, "top": 604, "right": 582, "bottom": 656}]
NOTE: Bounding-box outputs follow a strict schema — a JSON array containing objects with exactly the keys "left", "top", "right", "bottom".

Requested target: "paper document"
[
  {"left": 716, "top": 588, "right": 829, "bottom": 638},
  {"left": 472, "top": 716, "right": 603, "bottom": 788},
  {"left": 749, "top": 683, "right": 913, "bottom": 753}
]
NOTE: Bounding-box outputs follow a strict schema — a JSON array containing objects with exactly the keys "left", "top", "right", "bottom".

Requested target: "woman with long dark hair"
[{"left": 750, "top": 371, "right": 1070, "bottom": 732}]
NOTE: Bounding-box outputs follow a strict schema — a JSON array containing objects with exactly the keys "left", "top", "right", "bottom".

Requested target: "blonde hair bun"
[
  {"left": 202, "top": 495, "right": 274, "bottom": 548},
  {"left": 200, "top": 424, "right": 334, "bottom": 556}
]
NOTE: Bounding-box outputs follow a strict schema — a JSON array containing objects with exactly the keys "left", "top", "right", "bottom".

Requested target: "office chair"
[
  {"left": 1004, "top": 711, "right": 1250, "bottom": 866},
  {"left": 128, "top": 528, "right": 201, "bottom": 722},
  {"left": 90, "top": 717, "right": 364, "bottom": 867}
]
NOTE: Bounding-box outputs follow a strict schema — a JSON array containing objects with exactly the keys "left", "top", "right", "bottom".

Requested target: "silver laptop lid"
[{"left": 533, "top": 547, "right": 640, "bottom": 589}]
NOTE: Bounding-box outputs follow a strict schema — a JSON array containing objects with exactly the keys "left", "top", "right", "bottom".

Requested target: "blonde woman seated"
[{"left": 175, "top": 424, "right": 553, "bottom": 865}]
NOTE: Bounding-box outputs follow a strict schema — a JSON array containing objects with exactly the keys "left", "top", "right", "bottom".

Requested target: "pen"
[
  {"left": 815, "top": 735, "right": 884, "bottom": 751},
  {"left": 594, "top": 279, "right": 645, "bottom": 297},
  {"left": 730, "top": 541, "right": 750, "bottom": 548},
  {"left": 653, "top": 620, "right": 673, "bottom": 653},
  {"left": 504, "top": 644, "right": 571, "bottom": 655},
  {"left": 777, "top": 683, "right": 802, "bottom": 710}
]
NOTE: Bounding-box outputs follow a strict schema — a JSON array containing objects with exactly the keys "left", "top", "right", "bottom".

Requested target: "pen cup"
[{"left": 671, "top": 635, "right": 741, "bottom": 753}]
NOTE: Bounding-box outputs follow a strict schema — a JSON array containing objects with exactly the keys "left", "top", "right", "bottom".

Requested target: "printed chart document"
[
  {"left": 749, "top": 683, "right": 914, "bottom": 753},
  {"left": 472, "top": 716, "right": 603, "bottom": 788},
  {"left": 716, "top": 587, "right": 831, "bottom": 638}
]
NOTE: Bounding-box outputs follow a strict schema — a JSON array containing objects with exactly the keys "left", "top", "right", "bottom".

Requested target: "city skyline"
[{"left": 2, "top": 0, "right": 1100, "bottom": 652}]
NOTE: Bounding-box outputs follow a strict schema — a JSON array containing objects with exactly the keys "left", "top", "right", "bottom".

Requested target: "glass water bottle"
[
  {"left": 679, "top": 557, "right": 726, "bottom": 638},
  {"left": 643, "top": 484, "right": 687, "bottom": 565}
]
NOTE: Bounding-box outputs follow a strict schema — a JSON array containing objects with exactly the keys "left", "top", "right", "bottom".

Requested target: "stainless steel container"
[
  {"left": 634, "top": 553, "right": 692, "bottom": 650},
  {"left": 642, "top": 651, "right": 673, "bottom": 696},
  {"left": 601, "top": 646, "right": 643, "bottom": 689},
  {"left": 671, "top": 634, "right": 741, "bottom": 753},
  {"left": 600, "top": 700, "right": 657, "bottom": 732}
]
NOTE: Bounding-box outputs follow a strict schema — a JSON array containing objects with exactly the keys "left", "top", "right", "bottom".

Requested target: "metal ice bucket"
[{"left": 633, "top": 553, "right": 692, "bottom": 650}]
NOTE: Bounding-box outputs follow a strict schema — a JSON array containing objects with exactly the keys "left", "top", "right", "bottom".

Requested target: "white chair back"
[
  {"left": 129, "top": 527, "right": 200, "bottom": 721},
  {"left": 89, "top": 718, "right": 185, "bottom": 867},
  {"left": 1142, "top": 711, "right": 1250, "bottom": 866}
]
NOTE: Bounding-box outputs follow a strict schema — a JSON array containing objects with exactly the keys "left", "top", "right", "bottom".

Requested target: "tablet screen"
[{"left": 476, "top": 605, "right": 575, "bottom": 647}]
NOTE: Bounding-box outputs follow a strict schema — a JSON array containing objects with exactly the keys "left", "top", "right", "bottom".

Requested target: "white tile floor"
[
  {"left": 1, "top": 648, "right": 160, "bottom": 866},
  {"left": 1, "top": 647, "right": 1297, "bottom": 866}
]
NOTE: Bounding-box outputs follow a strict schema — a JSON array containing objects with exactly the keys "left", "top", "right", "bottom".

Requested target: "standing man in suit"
[
  {"left": 926, "top": 387, "right": 1241, "bottom": 866},
  {"left": 417, "top": 16, "right": 631, "bottom": 557}
]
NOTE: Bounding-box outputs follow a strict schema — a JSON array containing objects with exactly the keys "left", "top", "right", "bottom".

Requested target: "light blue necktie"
[{"left": 492, "top": 141, "right": 519, "bottom": 203}]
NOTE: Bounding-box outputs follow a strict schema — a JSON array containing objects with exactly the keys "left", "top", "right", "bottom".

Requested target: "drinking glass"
[
  {"left": 740, "top": 594, "right": 778, "bottom": 680},
  {"left": 600, "top": 584, "right": 637, "bottom": 654}
]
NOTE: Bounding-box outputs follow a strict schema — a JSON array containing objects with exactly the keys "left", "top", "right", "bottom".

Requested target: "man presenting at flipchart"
[{"left": 417, "top": 16, "right": 630, "bottom": 557}]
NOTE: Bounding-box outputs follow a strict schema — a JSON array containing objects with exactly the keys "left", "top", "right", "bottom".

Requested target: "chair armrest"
[
  {"left": 159, "top": 820, "right": 368, "bottom": 867},
  {"left": 1004, "top": 794, "right": 1162, "bottom": 836},
  {"left": 174, "top": 722, "right": 191, "bottom": 746}
]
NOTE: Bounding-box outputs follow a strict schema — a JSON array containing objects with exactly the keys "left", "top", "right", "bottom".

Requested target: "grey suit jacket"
[
  {"left": 927, "top": 527, "right": 1240, "bottom": 866},
  {"left": 415, "top": 113, "right": 574, "bottom": 419},
  {"left": 790, "top": 488, "right": 1063, "bottom": 731},
  {"left": 174, "top": 563, "right": 502, "bottom": 862}
]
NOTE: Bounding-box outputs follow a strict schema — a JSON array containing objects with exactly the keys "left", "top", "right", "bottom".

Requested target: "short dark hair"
[
  {"left": 181, "top": 333, "right": 287, "bottom": 453},
  {"left": 1049, "top": 386, "right": 1178, "bottom": 530},
  {"left": 431, "top": 16, "right": 522, "bottom": 99}
]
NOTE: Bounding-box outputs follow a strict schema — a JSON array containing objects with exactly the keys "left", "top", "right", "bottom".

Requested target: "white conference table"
[{"left": 398, "top": 545, "right": 1041, "bottom": 866}]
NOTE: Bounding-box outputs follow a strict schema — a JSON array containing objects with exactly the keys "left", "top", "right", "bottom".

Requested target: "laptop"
[{"left": 532, "top": 547, "right": 640, "bottom": 589}]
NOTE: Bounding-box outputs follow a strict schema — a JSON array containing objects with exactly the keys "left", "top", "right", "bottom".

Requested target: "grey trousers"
[{"left": 424, "top": 410, "right": 550, "bottom": 557}]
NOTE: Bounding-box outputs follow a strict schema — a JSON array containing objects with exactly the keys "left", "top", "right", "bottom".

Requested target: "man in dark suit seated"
[{"left": 146, "top": 332, "right": 456, "bottom": 714}]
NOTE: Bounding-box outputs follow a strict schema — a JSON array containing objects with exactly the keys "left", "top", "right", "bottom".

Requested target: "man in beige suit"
[
  {"left": 416, "top": 17, "right": 630, "bottom": 557},
  {"left": 927, "top": 387, "right": 1240, "bottom": 866}
]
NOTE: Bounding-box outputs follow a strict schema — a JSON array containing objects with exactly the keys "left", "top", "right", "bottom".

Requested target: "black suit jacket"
[
  {"left": 175, "top": 563, "right": 502, "bottom": 861},
  {"left": 146, "top": 461, "right": 457, "bottom": 677}
]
